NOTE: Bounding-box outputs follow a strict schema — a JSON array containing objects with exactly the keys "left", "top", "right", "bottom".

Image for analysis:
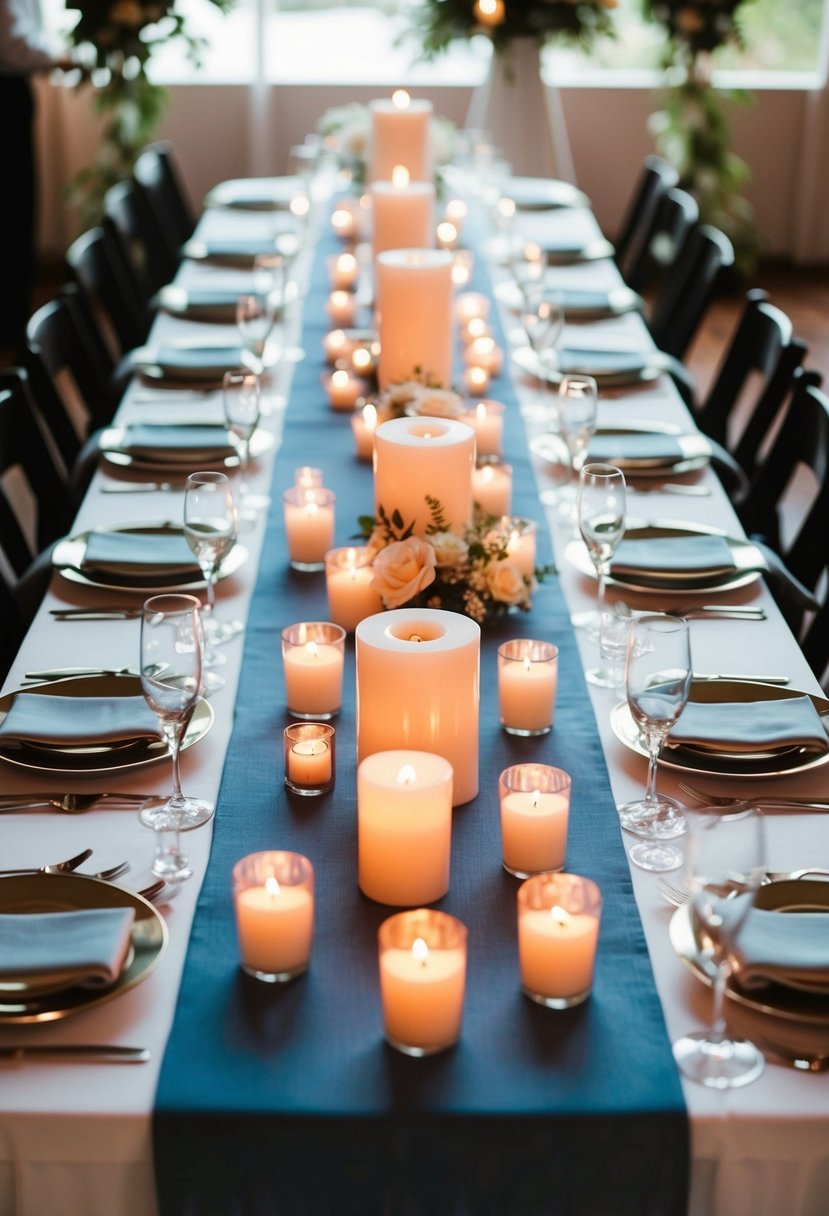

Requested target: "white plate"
[
  {"left": 203, "top": 175, "right": 304, "bottom": 211},
  {"left": 532, "top": 423, "right": 711, "bottom": 478},
  {"left": 52, "top": 521, "right": 249, "bottom": 594},
  {"left": 99, "top": 425, "right": 274, "bottom": 474},
  {"left": 506, "top": 177, "right": 591, "bottom": 211},
  {"left": 512, "top": 343, "right": 667, "bottom": 389},
  {"left": 129, "top": 344, "right": 256, "bottom": 384}
]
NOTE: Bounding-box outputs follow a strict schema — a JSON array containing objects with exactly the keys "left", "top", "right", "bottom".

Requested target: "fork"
[
  {"left": 80, "top": 860, "right": 132, "bottom": 882},
  {"left": 663, "top": 605, "right": 766, "bottom": 621},
  {"left": 0, "top": 848, "right": 93, "bottom": 876},
  {"left": 657, "top": 868, "right": 829, "bottom": 906},
  {"left": 0, "top": 793, "right": 155, "bottom": 813},
  {"left": 678, "top": 781, "right": 829, "bottom": 812}
]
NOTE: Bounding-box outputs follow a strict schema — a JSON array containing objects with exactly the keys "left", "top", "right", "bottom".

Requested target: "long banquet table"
[{"left": 0, "top": 175, "right": 827, "bottom": 1216}]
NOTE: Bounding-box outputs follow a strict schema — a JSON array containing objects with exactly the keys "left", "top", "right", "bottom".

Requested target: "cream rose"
[
  {"left": 430, "top": 531, "right": 469, "bottom": 568},
  {"left": 409, "top": 387, "right": 465, "bottom": 418},
  {"left": 371, "top": 537, "right": 437, "bottom": 609},
  {"left": 485, "top": 559, "right": 528, "bottom": 607}
]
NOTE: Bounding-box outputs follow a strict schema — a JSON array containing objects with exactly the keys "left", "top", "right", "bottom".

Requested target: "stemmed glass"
[
  {"left": 520, "top": 283, "right": 565, "bottom": 424},
  {"left": 138, "top": 593, "right": 214, "bottom": 881},
  {"left": 576, "top": 462, "right": 626, "bottom": 642},
  {"left": 183, "top": 472, "right": 241, "bottom": 690},
  {"left": 222, "top": 369, "right": 269, "bottom": 519},
  {"left": 555, "top": 373, "right": 598, "bottom": 517},
  {"left": 618, "top": 613, "right": 692, "bottom": 870},
  {"left": 673, "top": 805, "right": 766, "bottom": 1088}
]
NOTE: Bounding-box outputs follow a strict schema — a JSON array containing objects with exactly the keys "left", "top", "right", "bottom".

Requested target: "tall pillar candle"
[
  {"left": 356, "top": 608, "right": 480, "bottom": 806},
  {"left": 372, "top": 176, "right": 435, "bottom": 262},
  {"left": 376, "top": 249, "right": 454, "bottom": 390},
  {"left": 370, "top": 96, "right": 433, "bottom": 184},
  {"left": 373, "top": 415, "right": 475, "bottom": 538}
]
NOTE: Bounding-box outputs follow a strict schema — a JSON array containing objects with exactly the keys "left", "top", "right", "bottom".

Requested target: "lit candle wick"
[
  {"left": 408, "top": 633, "right": 424, "bottom": 643},
  {"left": 397, "top": 764, "right": 417, "bottom": 786},
  {"left": 550, "top": 904, "right": 571, "bottom": 928},
  {"left": 531, "top": 789, "right": 540, "bottom": 809},
  {"left": 265, "top": 875, "right": 281, "bottom": 900},
  {"left": 412, "top": 936, "right": 429, "bottom": 967}
]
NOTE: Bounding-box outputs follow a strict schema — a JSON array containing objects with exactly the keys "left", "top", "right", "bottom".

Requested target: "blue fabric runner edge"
[{"left": 153, "top": 206, "right": 689, "bottom": 1216}]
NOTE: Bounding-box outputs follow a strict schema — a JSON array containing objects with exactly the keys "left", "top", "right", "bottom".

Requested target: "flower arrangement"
[
  {"left": 67, "top": 0, "right": 233, "bottom": 223},
  {"left": 359, "top": 498, "right": 552, "bottom": 626},
  {"left": 410, "top": 0, "right": 618, "bottom": 57},
  {"left": 378, "top": 380, "right": 467, "bottom": 420},
  {"left": 318, "top": 103, "right": 458, "bottom": 190}
]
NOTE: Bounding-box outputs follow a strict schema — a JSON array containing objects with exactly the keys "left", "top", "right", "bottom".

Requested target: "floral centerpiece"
[
  {"left": 410, "top": 0, "right": 617, "bottom": 57},
  {"left": 318, "top": 103, "right": 458, "bottom": 191},
  {"left": 67, "top": 0, "right": 233, "bottom": 223},
  {"left": 644, "top": 0, "right": 759, "bottom": 272}
]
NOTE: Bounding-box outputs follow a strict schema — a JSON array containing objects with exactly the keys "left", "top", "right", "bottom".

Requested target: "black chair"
[
  {"left": 648, "top": 222, "right": 735, "bottom": 361},
  {"left": 614, "top": 156, "right": 680, "bottom": 289},
  {"left": 66, "top": 218, "right": 154, "bottom": 356},
  {"left": 134, "top": 141, "right": 196, "bottom": 252},
  {"left": 623, "top": 185, "right": 698, "bottom": 298},
  {"left": 104, "top": 177, "right": 179, "bottom": 293}
]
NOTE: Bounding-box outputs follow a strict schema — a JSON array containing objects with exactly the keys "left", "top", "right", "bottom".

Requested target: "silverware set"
[
  {"left": 0, "top": 792, "right": 153, "bottom": 813},
  {"left": 657, "top": 870, "right": 829, "bottom": 908},
  {"left": 678, "top": 781, "right": 829, "bottom": 812},
  {"left": 0, "top": 849, "right": 131, "bottom": 881}
]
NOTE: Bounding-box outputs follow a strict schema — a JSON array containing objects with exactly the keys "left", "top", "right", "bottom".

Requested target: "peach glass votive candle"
[
  {"left": 326, "top": 289, "right": 357, "bottom": 328},
  {"left": 462, "top": 399, "right": 504, "bottom": 460},
  {"left": 378, "top": 908, "right": 467, "bottom": 1056},
  {"left": 233, "top": 851, "right": 314, "bottom": 983},
  {"left": 502, "top": 516, "right": 537, "bottom": 578},
  {"left": 325, "top": 545, "right": 383, "bottom": 632},
  {"left": 358, "top": 749, "right": 453, "bottom": 906},
  {"left": 517, "top": 873, "right": 601, "bottom": 1008},
  {"left": 325, "top": 367, "right": 364, "bottom": 412},
  {"left": 281, "top": 621, "right": 345, "bottom": 719},
  {"left": 351, "top": 400, "right": 379, "bottom": 460},
  {"left": 328, "top": 251, "right": 359, "bottom": 290},
  {"left": 497, "top": 638, "right": 558, "bottom": 736},
  {"left": 463, "top": 365, "right": 491, "bottom": 396},
  {"left": 284, "top": 722, "right": 335, "bottom": 796},
  {"left": 472, "top": 461, "right": 512, "bottom": 516},
  {"left": 499, "top": 764, "right": 571, "bottom": 878},
  {"left": 294, "top": 465, "right": 323, "bottom": 489},
  {"left": 283, "top": 486, "right": 335, "bottom": 571},
  {"left": 463, "top": 335, "right": 503, "bottom": 377}
]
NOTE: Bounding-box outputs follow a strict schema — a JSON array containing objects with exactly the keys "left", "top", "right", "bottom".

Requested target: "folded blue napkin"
[
  {"left": 611, "top": 534, "right": 736, "bottom": 580},
  {"left": 152, "top": 347, "right": 245, "bottom": 373},
  {"left": 83, "top": 530, "right": 200, "bottom": 580},
  {"left": 733, "top": 905, "right": 829, "bottom": 993},
  {"left": 0, "top": 908, "right": 136, "bottom": 992},
  {"left": 120, "top": 424, "right": 235, "bottom": 461},
  {"left": 0, "top": 693, "right": 161, "bottom": 748},
  {"left": 669, "top": 695, "right": 829, "bottom": 756},
  {"left": 588, "top": 433, "right": 684, "bottom": 465}
]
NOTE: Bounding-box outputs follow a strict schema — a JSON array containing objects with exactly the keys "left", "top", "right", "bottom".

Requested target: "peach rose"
[
  {"left": 371, "top": 537, "right": 437, "bottom": 608},
  {"left": 485, "top": 559, "right": 528, "bottom": 606},
  {"left": 430, "top": 531, "right": 469, "bottom": 568}
]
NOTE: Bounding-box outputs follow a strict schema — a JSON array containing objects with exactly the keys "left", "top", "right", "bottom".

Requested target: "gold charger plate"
[
  {"left": 52, "top": 521, "right": 249, "bottom": 595},
  {"left": 99, "top": 425, "right": 274, "bottom": 474},
  {"left": 0, "top": 673, "right": 213, "bottom": 775},
  {"left": 670, "top": 880, "right": 829, "bottom": 1039},
  {"left": 610, "top": 679, "right": 829, "bottom": 778},
  {"left": 565, "top": 519, "right": 763, "bottom": 596},
  {"left": 0, "top": 873, "right": 167, "bottom": 1023},
  {"left": 532, "top": 423, "right": 711, "bottom": 478}
]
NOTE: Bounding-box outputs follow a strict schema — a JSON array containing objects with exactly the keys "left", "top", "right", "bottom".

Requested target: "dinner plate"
[
  {"left": 203, "top": 175, "right": 304, "bottom": 211},
  {"left": 565, "top": 519, "right": 763, "bottom": 596},
  {"left": 512, "top": 343, "right": 668, "bottom": 389},
  {"left": 155, "top": 284, "right": 251, "bottom": 324},
  {"left": 181, "top": 228, "right": 300, "bottom": 267},
  {"left": 0, "top": 873, "right": 167, "bottom": 1023},
  {"left": 0, "top": 674, "right": 213, "bottom": 775},
  {"left": 610, "top": 679, "right": 829, "bottom": 778},
  {"left": 542, "top": 237, "right": 616, "bottom": 266},
  {"left": 52, "top": 520, "right": 249, "bottom": 594},
  {"left": 129, "top": 343, "right": 254, "bottom": 384},
  {"left": 532, "top": 423, "right": 711, "bottom": 478},
  {"left": 506, "top": 177, "right": 591, "bottom": 212},
  {"left": 670, "top": 881, "right": 829, "bottom": 1030},
  {"left": 99, "top": 425, "right": 274, "bottom": 473}
]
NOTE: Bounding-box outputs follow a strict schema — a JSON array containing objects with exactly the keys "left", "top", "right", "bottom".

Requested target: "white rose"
[
  {"left": 430, "top": 531, "right": 469, "bottom": 568},
  {"left": 485, "top": 559, "right": 529, "bottom": 606}
]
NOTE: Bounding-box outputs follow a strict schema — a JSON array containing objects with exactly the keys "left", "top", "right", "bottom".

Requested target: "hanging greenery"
[{"left": 409, "top": 0, "right": 618, "bottom": 58}]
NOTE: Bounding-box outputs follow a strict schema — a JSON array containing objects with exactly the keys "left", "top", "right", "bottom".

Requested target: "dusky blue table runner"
[{"left": 154, "top": 208, "right": 688, "bottom": 1216}]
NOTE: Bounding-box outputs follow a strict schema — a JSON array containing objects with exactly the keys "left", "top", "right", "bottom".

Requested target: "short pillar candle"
[
  {"left": 378, "top": 908, "right": 467, "bottom": 1056},
  {"left": 371, "top": 175, "right": 435, "bottom": 262},
  {"left": 284, "top": 722, "right": 336, "bottom": 796},
  {"left": 283, "top": 486, "right": 335, "bottom": 571},
  {"left": 376, "top": 249, "right": 454, "bottom": 390},
  {"left": 517, "top": 873, "right": 601, "bottom": 1008},
  {"left": 462, "top": 399, "right": 504, "bottom": 460},
  {"left": 325, "top": 545, "right": 383, "bottom": 632},
  {"left": 358, "top": 750, "right": 453, "bottom": 906},
  {"left": 497, "top": 638, "right": 558, "bottom": 736},
  {"left": 499, "top": 763, "right": 571, "bottom": 878},
  {"left": 370, "top": 95, "right": 433, "bottom": 184},
  {"left": 374, "top": 415, "right": 475, "bottom": 539},
  {"left": 233, "top": 851, "right": 314, "bottom": 983},
  {"left": 281, "top": 621, "right": 345, "bottom": 719}
]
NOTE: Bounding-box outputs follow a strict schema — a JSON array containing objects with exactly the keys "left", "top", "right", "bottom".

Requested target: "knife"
[
  {"left": 0, "top": 1044, "right": 150, "bottom": 1063},
  {"left": 50, "top": 608, "right": 144, "bottom": 621},
  {"left": 692, "top": 672, "right": 790, "bottom": 685},
  {"left": 23, "top": 666, "right": 138, "bottom": 682}
]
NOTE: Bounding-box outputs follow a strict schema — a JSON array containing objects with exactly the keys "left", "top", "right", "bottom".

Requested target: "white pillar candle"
[
  {"left": 462, "top": 399, "right": 504, "bottom": 459},
  {"left": 358, "top": 750, "right": 453, "bottom": 906},
  {"left": 499, "top": 764, "right": 571, "bottom": 877},
  {"left": 371, "top": 174, "right": 435, "bottom": 262},
  {"left": 378, "top": 908, "right": 467, "bottom": 1056},
  {"left": 517, "top": 874, "right": 601, "bottom": 1008},
  {"left": 356, "top": 608, "right": 480, "bottom": 806},
  {"left": 373, "top": 416, "right": 475, "bottom": 539},
  {"left": 370, "top": 94, "right": 433, "bottom": 184},
  {"left": 376, "top": 248, "right": 454, "bottom": 390},
  {"left": 281, "top": 622, "right": 345, "bottom": 719},
  {"left": 325, "top": 545, "right": 383, "bottom": 632},
  {"left": 283, "top": 487, "right": 335, "bottom": 570},
  {"left": 472, "top": 462, "right": 512, "bottom": 517},
  {"left": 232, "top": 851, "right": 314, "bottom": 982},
  {"left": 497, "top": 638, "right": 558, "bottom": 736}
]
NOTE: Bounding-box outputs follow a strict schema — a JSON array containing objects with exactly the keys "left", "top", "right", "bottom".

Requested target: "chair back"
[
  {"left": 614, "top": 156, "right": 679, "bottom": 288},
  {"left": 649, "top": 223, "right": 735, "bottom": 359},
  {"left": 134, "top": 141, "right": 195, "bottom": 248},
  {"left": 104, "top": 178, "right": 178, "bottom": 292},
  {"left": 624, "top": 185, "right": 698, "bottom": 296},
  {"left": 67, "top": 220, "right": 154, "bottom": 355}
]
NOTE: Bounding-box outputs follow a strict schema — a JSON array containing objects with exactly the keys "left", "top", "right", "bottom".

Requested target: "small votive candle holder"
[
  {"left": 472, "top": 461, "right": 512, "bottom": 517},
  {"left": 378, "top": 908, "right": 467, "bottom": 1057},
  {"left": 463, "top": 335, "right": 503, "bottom": 377},
  {"left": 327, "top": 251, "right": 359, "bottom": 290},
  {"left": 502, "top": 516, "right": 537, "bottom": 578},
  {"left": 455, "top": 291, "right": 490, "bottom": 326},
  {"left": 281, "top": 621, "right": 345, "bottom": 719},
  {"left": 326, "top": 289, "right": 357, "bottom": 328},
  {"left": 324, "top": 367, "right": 364, "bottom": 412},
  {"left": 462, "top": 399, "right": 505, "bottom": 460},
  {"left": 497, "top": 639, "right": 558, "bottom": 736},
  {"left": 283, "top": 486, "right": 335, "bottom": 571},
  {"left": 499, "top": 764, "right": 571, "bottom": 878},
  {"left": 325, "top": 545, "right": 383, "bottom": 632},
  {"left": 459, "top": 315, "right": 490, "bottom": 346},
  {"left": 284, "top": 722, "right": 335, "bottom": 797},
  {"left": 233, "top": 850, "right": 314, "bottom": 983},
  {"left": 517, "top": 873, "right": 601, "bottom": 1009},
  {"left": 463, "top": 365, "right": 491, "bottom": 396},
  {"left": 351, "top": 400, "right": 379, "bottom": 460}
]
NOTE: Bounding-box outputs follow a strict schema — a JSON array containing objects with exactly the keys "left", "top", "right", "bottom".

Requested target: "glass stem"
[
  {"left": 163, "top": 722, "right": 186, "bottom": 808},
  {"left": 596, "top": 567, "right": 608, "bottom": 619},
  {"left": 644, "top": 742, "right": 661, "bottom": 808},
  {"left": 710, "top": 963, "right": 729, "bottom": 1045}
]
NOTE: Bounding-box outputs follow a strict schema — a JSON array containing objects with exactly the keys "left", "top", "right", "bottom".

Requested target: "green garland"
[{"left": 409, "top": 0, "right": 617, "bottom": 58}]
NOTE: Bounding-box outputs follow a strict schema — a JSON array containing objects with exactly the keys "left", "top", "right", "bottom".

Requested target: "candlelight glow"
[
  {"left": 436, "top": 220, "right": 458, "bottom": 248},
  {"left": 523, "top": 655, "right": 532, "bottom": 673},
  {"left": 392, "top": 165, "right": 410, "bottom": 188},
  {"left": 265, "top": 875, "right": 281, "bottom": 899},
  {"left": 353, "top": 348, "right": 373, "bottom": 373},
  {"left": 290, "top": 195, "right": 310, "bottom": 218},
  {"left": 305, "top": 641, "right": 319, "bottom": 660},
  {"left": 362, "top": 402, "right": 378, "bottom": 430},
  {"left": 397, "top": 764, "right": 418, "bottom": 786},
  {"left": 332, "top": 369, "right": 351, "bottom": 390},
  {"left": 550, "top": 904, "right": 571, "bottom": 927},
  {"left": 531, "top": 789, "right": 541, "bottom": 809},
  {"left": 392, "top": 89, "right": 411, "bottom": 109},
  {"left": 412, "top": 936, "right": 430, "bottom": 965}
]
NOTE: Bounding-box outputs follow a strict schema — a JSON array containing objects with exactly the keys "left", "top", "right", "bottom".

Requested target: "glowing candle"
[
  {"left": 376, "top": 248, "right": 454, "bottom": 390},
  {"left": 325, "top": 545, "right": 383, "bottom": 632},
  {"left": 374, "top": 416, "right": 475, "bottom": 539},
  {"left": 284, "top": 722, "right": 335, "bottom": 796},
  {"left": 459, "top": 315, "right": 490, "bottom": 346},
  {"left": 472, "top": 461, "right": 512, "bottom": 516},
  {"left": 502, "top": 516, "right": 537, "bottom": 577},
  {"left": 462, "top": 399, "right": 504, "bottom": 459},
  {"left": 325, "top": 367, "right": 363, "bottom": 411},
  {"left": 283, "top": 487, "right": 335, "bottom": 570},
  {"left": 233, "top": 852, "right": 314, "bottom": 983},
  {"left": 497, "top": 638, "right": 558, "bottom": 736},
  {"left": 517, "top": 874, "right": 601, "bottom": 1008},
  {"left": 455, "top": 292, "right": 490, "bottom": 326},
  {"left": 326, "top": 289, "right": 357, "bottom": 328},
  {"left": 358, "top": 750, "right": 453, "bottom": 906},
  {"left": 351, "top": 401, "right": 379, "bottom": 460},
  {"left": 281, "top": 622, "right": 345, "bottom": 719},
  {"left": 378, "top": 909, "right": 467, "bottom": 1055},
  {"left": 294, "top": 465, "right": 323, "bottom": 489},
  {"left": 371, "top": 170, "right": 435, "bottom": 263},
  {"left": 499, "top": 764, "right": 571, "bottom": 877},
  {"left": 463, "top": 335, "right": 503, "bottom": 376},
  {"left": 463, "top": 365, "right": 491, "bottom": 395},
  {"left": 370, "top": 94, "right": 433, "bottom": 184},
  {"left": 435, "top": 220, "right": 459, "bottom": 250},
  {"left": 328, "top": 251, "right": 359, "bottom": 290}
]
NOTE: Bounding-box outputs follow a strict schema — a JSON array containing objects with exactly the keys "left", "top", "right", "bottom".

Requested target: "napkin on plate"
[
  {"left": 587, "top": 432, "right": 685, "bottom": 466},
  {"left": 0, "top": 693, "right": 161, "bottom": 748},
  {"left": 668, "top": 695, "right": 829, "bottom": 756},
  {"left": 0, "top": 908, "right": 136, "bottom": 993},
  {"left": 558, "top": 348, "right": 653, "bottom": 377},
  {"left": 611, "top": 534, "right": 736, "bottom": 580},
  {"left": 119, "top": 424, "right": 236, "bottom": 462},
  {"left": 732, "top": 906, "right": 829, "bottom": 993},
  {"left": 82, "top": 530, "right": 201, "bottom": 581},
  {"left": 151, "top": 347, "right": 245, "bottom": 374}
]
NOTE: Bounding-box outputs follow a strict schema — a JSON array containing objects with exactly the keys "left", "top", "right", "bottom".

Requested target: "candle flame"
[
  {"left": 391, "top": 165, "right": 410, "bottom": 189},
  {"left": 531, "top": 789, "right": 541, "bottom": 809},
  {"left": 397, "top": 764, "right": 417, "bottom": 786},
  {"left": 446, "top": 199, "right": 468, "bottom": 222},
  {"left": 290, "top": 194, "right": 310, "bottom": 218},
  {"left": 476, "top": 401, "right": 488, "bottom": 420},
  {"left": 412, "top": 936, "right": 429, "bottom": 966},
  {"left": 304, "top": 500, "right": 320, "bottom": 517},
  {"left": 330, "top": 290, "right": 349, "bottom": 308},
  {"left": 362, "top": 402, "right": 378, "bottom": 430},
  {"left": 508, "top": 529, "right": 520, "bottom": 552},
  {"left": 436, "top": 220, "right": 458, "bottom": 247},
  {"left": 523, "top": 655, "right": 532, "bottom": 673},
  {"left": 305, "top": 641, "right": 319, "bottom": 659},
  {"left": 265, "top": 875, "right": 281, "bottom": 899},
  {"left": 550, "top": 905, "right": 571, "bottom": 928},
  {"left": 467, "top": 317, "right": 487, "bottom": 340},
  {"left": 338, "top": 253, "right": 357, "bottom": 273},
  {"left": 331, "top": 208, "right": 351, "bottom": 231},
  {"left": 332, "top": 368, "right": 350, "bottom": 388},
  {"left": 392, "top": 89, "right": 410, "bottom": 109},
  {"left": 353, "top": 348, "right": 372, "bottom": 373},
  {"left": 408, "top": 633, "right": 424, "bottom": 643},
  {"left": 480, "top": 465, "right": 494, "bottom": 485}
]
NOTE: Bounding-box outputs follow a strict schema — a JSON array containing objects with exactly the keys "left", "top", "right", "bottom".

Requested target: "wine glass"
[
  {"left": 183, "top": 472, "right": 241, "bottom": 690},
  {"left": 618, "top": 613, "right": 692, "bottom": 870},
  {"left": 222, "top": 369, "right": 269, "bottom": 519},
  {"left": 575, "top": 462, "right": 626, "bottom": 641},
  {"left": 555, "top": 373, "right": 598, "bottom": 518},
  {"left": 673, "top": 805, "right": 766, "bottom": 1088},
  {"left": 138, "top": 593, "right": 214, "bottom": 880},
  {"left": 520, "top": 283, "right": 565, "bottom": 424}
]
